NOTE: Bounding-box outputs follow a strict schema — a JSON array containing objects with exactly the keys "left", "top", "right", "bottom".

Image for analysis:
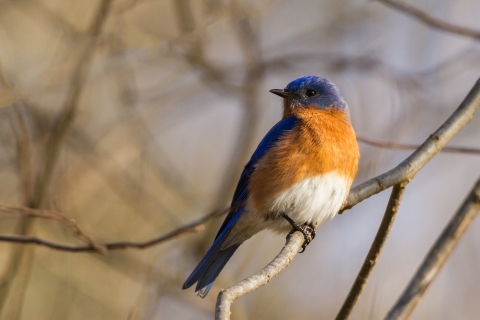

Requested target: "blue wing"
[{"left": 182, "top": 116, "right": 298, "bottom": 297}]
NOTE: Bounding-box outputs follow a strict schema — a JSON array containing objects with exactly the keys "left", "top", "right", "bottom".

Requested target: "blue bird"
[{"left": 183, "top": 75, "right": 360, "bottom": 297}]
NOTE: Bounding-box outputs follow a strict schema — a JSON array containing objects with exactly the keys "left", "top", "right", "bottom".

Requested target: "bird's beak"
[{"left": 269, "top": 89, "right": 295, "bottom": 100}]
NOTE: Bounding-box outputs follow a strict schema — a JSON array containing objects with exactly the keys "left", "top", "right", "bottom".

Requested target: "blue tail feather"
[
  {"left": 195, "top": 243, "right": 240, "bottom": 298},
  {"left": 183, "top": 208, "right": 243, "bottom": 296}
]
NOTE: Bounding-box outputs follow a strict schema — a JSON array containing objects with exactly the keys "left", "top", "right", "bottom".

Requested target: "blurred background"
[{"left": 0, "top": 0, "right": 480, "bottom": 319}]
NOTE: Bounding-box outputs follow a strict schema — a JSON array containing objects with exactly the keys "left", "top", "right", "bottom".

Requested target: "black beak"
[{"left": 269, "top": 89, "right": 295, "bottom": 100}]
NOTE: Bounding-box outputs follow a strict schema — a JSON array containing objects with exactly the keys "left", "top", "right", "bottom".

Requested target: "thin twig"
[
  {"left": 343, "top": 77, "right": 480, "bottom": 211},
  {"left": 0, "top": 208, "right": 227, "bottom": 253},
  {"left": 357, "top": 135, "right": 480, "bottom": 155},
  {"left": 0, "top": 203, "right": 106, "bottom": 253},
  {"left": 215, "top": 232, "right": 305, "bottom": 320},
  {"left": 336, "top": 183, "right": 407, "bottom": 320},
  {"left": 379, "top": 0, "right": 480, "bottom": 40},
  {"left": 385, "top": 177, "right": 480, "bottom": 320}
]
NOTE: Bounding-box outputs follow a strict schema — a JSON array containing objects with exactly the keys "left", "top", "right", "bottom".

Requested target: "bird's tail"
[
  {"left": 183, "top": 206, "right": 246, "bottom": 297},
  {"left": 182, "top": 234, "right": 241, "bottom": 298}
]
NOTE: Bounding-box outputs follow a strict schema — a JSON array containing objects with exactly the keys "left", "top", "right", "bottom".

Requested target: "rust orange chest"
[{"left": 248, "top": 108, "right": 359, "bottom": 213}]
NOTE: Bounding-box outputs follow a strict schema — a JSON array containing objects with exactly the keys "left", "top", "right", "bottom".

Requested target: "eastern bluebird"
[{"left": 183, "top": 75, "right": 360, "bottom": 297}]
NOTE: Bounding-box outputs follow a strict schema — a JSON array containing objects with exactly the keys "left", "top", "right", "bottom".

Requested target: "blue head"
[{"left": 270, "top": 75, "right": 348, "bottom": 117}]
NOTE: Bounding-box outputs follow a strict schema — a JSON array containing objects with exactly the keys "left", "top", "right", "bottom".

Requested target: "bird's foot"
[
  {"left": 307, "top": 222, "right": 316, "bottom": 240},
  {"left": 282, "top": 213, "right": 315, "bottom": 253}
]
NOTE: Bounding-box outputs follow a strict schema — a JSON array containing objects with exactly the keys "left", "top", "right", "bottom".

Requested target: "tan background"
[{"left": 1, "top": 0, "right": 480, "bottom": 319}]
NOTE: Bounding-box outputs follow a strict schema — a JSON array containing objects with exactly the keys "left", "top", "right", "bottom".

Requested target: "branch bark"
[
  {"left": 357, "top": 135, "right": 480, "bottom": 155},
  {"left": 336, "top": 183, "right": 406, "bottom": 320},
  {"left": 385, "top": 177, "right": 480, "bottom": 320},
  {"left": 343, "top": 77, "right": 480, "bottom": 211},
  {"left": 215, "top": 232, "right": 305, "bottom": 320}
]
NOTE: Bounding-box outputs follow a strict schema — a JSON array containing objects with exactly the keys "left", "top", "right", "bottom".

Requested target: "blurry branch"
[
  {"left": 380, "top": 0, "right": 480, "bottom": 40},
  {"left": 9, "top": 105, "right": 34, "bottom": 203},
  {"left": 334, "top": 77, "right": 480, "bottom": 318},
  {"left": 0, "top": 203, "right": 106, "bottom": 253},
  {"left": 213, "top": 7, "right": 265, "bottom": 206},
  {"left": 216, "top": 78, "right": 480, "bottom": 320},
  {"left": 215, "top": 232, "right": 305, "bottom": 320},
  {"left": 111, "top": 0, "right": 151, "bottom": 14},
  {"left": 13, "top": 0, "right": 81, "bottom": 40},
  {"left": 0, "top": 1, "right": 113, "bottom": 318},
  {"left": 357, "top": 135, "right": 480, "bottom": 155},
  {"left": 69, "top": 128, "right": 183, "bottom": 225},
  {"left": 173, "top": 0, "right": 239, "bottom": 93},
  {"left": 0, "top": 208, "right": 227, "bottom": 253},
  {"left": 343, "top": 77, "right": 480, "bottom": 211},
  {"left": 33, "top": 0, "right": 113, "bottom": 207},
  {"left": 173, "top": 1, "right": 266, "bottom": 260},
  {"left": 336, "top": 183, "right": 406, "bottom": 320},
  {"left": 0, "top": 89, "right": 17, "bottom": 108},
  {"left": 385, "top": 177, "right": 480, "bottom": 320},
  {"left": 0, "top": 105, "right": 35, "bottom": 315},
  {"left": 173, "top": 1, "right": 265, "bottom": 204},
  {"left": 333, "top": 79, "right": 480, "bottom": 319}
]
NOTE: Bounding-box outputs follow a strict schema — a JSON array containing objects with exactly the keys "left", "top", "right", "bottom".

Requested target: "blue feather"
[
  {"left": 182, "top": 116, "right": 298, "bottom": 296},
  {"left": 217, "top": 115, "right": 298, "bottom": 236}
]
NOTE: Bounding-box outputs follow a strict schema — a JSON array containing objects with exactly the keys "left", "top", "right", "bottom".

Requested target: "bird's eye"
[{"left": 305, "top": 89, "right": 317, "bottom": 97}]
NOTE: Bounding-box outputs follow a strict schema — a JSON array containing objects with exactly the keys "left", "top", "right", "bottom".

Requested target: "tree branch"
[
  {"left": 336, "top": 183, "right": 406, "bottom": 320},
  {"left": 357, "top": 135, "right": 480, "bottom": 155},
  {"left": 385, "top": 177, "right": 480, "bottom": 320},
  {"left": 379, "top": 0, "right": 480, "bottom": 40},
  {"left": 0, "top": 208, "right": 227, "bottom": 253},
  {"left": 0, "top": 203, "right": 107, "bottom": 253},
  {"left": 343, "top": 77, "right": 480, "bottom": 212},
  {"left": 215, "top": 232, "right": 305, "bottom": 320}
]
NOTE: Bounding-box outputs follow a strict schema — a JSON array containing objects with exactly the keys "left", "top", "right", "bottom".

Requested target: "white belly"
[
  {"left": 222, "top": 172, "right": 352, "bottom": 247},
  {"left": 266, "top": 172, "right": 351, "bottom": 231}
]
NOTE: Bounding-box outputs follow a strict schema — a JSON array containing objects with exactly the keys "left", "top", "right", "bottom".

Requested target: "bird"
[{"left": 183, "top": 75, "right": 360, "bottom": 298}]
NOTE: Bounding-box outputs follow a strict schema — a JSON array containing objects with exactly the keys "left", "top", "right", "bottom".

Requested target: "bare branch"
[
  {"left": 380, "top": 0, "right": 480, "bottom": 40},
  {"left": 385, "top": 177, "right": 480, "bottom": 320},
  {"left": 357, "top": 135, "right": 480, "bottom": 155},
  {"left": 343, "top": 77, "right": 480, "bottom": 211},
  {"left": 0, "top": 208, "right": 227, "bottom": 253},
  {"left": 0, "top": 203, "right": 106, "bottom": 253},
  {"left": 336, "top": 183, "right": 406, "bottom": 320},
  {"left": 215, "top": 232, "right": 305, "bottom": 320}
]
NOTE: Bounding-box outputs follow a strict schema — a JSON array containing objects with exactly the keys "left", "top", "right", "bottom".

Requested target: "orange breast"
[{"left": 249, "top": 107, "right": 360, "bottom": 213}]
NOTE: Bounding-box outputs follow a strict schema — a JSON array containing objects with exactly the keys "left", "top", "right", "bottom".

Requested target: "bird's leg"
[{"left": 282, "top": 213, "right": 315, "bottom": 253}]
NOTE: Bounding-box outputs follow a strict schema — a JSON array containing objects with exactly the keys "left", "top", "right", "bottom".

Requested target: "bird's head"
[{"left": 270, "top": 75, "right": 348, "bottom": 118}]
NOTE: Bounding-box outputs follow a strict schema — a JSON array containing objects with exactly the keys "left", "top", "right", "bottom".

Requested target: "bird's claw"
[
  {"left": 296, "top": 224, "right": 315, "bottom": 253},
  {"left": 282, "top": 213, "right": 316, "bottom": 253},
  {"left": 307, "top": 222, "right": 316, "bottom": 240}
]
